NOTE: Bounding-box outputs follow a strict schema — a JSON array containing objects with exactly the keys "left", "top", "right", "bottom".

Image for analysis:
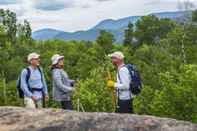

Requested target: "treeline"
[{"left": 0, "top": 9, "right": 197, "bottom": 123}]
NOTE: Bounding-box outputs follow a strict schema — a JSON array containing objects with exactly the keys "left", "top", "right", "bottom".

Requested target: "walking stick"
[{"left": 107, "top": 69, "right": 117, "bottom": 112}]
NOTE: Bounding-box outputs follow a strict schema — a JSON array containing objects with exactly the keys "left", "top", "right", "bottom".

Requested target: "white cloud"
[
  {"left": 0, "top": 0, "right": 197, "bottom": 32},
  {"left": 145, "top": 0, "right": 197, "bottom": 10}
]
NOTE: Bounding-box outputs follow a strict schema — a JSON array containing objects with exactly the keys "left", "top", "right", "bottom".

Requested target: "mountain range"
[{"left": 32, "top": 11, "right": 185, "bottom": 43}]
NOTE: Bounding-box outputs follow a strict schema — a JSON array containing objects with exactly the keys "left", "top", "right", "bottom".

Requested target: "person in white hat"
[
  {"left": 19, "top": 52, "right": 49, "bottom": 108},
  {"left": 107, "top": 51, "right": 133, "bottom": 113},
  {"left": 51, "top": 54, "right": 75, "bottom": 110}
]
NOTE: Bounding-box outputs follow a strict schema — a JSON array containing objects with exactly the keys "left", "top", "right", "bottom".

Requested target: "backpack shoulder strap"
[
  {"left": 38, "top": 67, "right": 44, "bottom": 83},
  {"left": 125, "top": 64, "right": 136, "bottom": 77},
  {"left": 125, "top": 64, "right": 135, "bottom": 70},
  {"left": 25, "top": 67, "right": 31, "bottom": 83},
  {"left": 117, "top": 65, "right": 130, "bottom": 84},
  {"left": 25, "top": 67, "right": 32, "bottom": 92}
]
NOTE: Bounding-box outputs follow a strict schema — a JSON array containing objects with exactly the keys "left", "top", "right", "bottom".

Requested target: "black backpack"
[
  {"left": 125, "top": 64, "right": 142, "bottom": 95},
  {"left": 16, "top": 67, "right": 43, "bottom": 98}
]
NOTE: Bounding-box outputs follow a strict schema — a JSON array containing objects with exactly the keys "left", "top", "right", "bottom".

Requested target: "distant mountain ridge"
[{"left": 32, "top": 11, "right": 185, "bottom": 43}]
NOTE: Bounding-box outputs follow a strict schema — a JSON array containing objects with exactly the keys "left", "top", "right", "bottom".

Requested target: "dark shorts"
[
  {"left": 116, "top": 99, "right": 133, "bottom": 113},
  {"left": 60, "top": 101, "right": 73, "bottom": 110}
]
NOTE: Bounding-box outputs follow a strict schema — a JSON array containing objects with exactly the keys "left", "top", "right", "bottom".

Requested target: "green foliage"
[
  {"left": 96, "top": 30, "right": 115, "bottom": 55},
  {"left": 192, "top": 9, "right": 197, "bottom": 22},
  {"left": 134, "top": 85, "right": 156, "bottom": 114},
  {"left": 17, "top": 20, "right": 32, "bottom": 44},
  {"left": 135, "top": 15, "right": 176, "bottom": 44},
  {"left": 73, "top": 67, "right": 114, "bottom": 112},
  {"left": 0, "top": 9, "right": 17, "bottom": 44},
  {"left": 123, "top": 22, "right": 134, "bottom": 46},
  {"left": 149, "top": 65, "right": 197, "bottom": 122}
]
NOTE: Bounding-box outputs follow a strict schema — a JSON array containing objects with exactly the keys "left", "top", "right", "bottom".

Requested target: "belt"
[{"left": 31, "top": 88, "right": 43, "bottom": 92}]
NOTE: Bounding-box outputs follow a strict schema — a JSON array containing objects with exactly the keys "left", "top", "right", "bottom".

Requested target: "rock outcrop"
[{"left": 0, "top": 107, "right": 196, "bottom": 131}]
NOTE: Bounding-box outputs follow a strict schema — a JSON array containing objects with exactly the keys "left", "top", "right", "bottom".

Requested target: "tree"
[
  {"left": 135, "top": 15, "right": 175, "bottom": 44},
  {"left": 0, "top": 9, "right": 17, "bottom": 44},
  {"left": 135, "top": 15, "right": 160, "bottom": 44},
  {"left": 150, "top": 65, "right": 197, "bottom": 122},
  {"left": 96, "top": 30, "right": 115, "bottom": 55},
  {"left": 123, "top": 22, "right": 134, "bottom": 46},
  {"left": 0, "top": 25, "right": 7, "bottom": 47},
  {"left": 17, "top": 20, "right": 32, "bottom": 43},
  {"left": 72, "top": 67, "right": 114, "bottom": 112},
  {"left": 192, "top": 10, "right": 197, "bottom": 22}
]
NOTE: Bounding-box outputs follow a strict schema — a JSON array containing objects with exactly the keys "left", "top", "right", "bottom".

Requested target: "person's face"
[
  {"left": 58, "top": 59, "right": 64, "bottom": 67},
  {"left": 30, "top": 58, "right": 40, "bottom": 66},
  {"left": 111, "top": 57, "right": 120, "bottom": 65}
]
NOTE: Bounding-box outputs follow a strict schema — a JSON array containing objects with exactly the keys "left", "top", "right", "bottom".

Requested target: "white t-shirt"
[{"left": 115, "top": 66, "right": 132, "bottom": 100}]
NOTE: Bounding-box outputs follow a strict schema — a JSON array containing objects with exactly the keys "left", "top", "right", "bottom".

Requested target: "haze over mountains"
[{"left": 32, "top": 11, "right": 185, "bottom": 43}]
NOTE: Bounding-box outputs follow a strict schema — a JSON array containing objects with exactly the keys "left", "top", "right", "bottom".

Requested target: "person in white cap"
[
  {"left": 19, "top": 52, "right": 49, "bottom": 108},
  {"left": 107, "top": 51, "right": 133, "bottom": 113},
  {"left": 51, "top": 54, "right": 75, "bottom": 110}
]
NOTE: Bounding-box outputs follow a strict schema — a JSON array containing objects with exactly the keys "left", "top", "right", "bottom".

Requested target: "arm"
[
  {"left": 20, "top": 69, "right": 33, "bottom": 97},
  {"left": 115, "top": 67, "right": 130, "bottom": 90},
  {"left": 68, "top": 79, "right": 75, "bottom": 87},
  {"left": 53, "top": 70, "right": 73, "bottom": 92},
  {"left": 68, "top": 79, "right": 75, "bottom": 83}
]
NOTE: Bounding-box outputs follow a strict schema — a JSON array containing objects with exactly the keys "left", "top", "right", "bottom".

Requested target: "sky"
[{"left": 0, "top": 0, "right": 197, "bottom": 32}]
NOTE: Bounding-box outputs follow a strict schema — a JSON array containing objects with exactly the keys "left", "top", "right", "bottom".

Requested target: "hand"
[
  {"left": 107, "top": 80, "right": 115, "bottom": 90},
  {"left": 70, "top": 80, "right": 76, "bottom": 87},
  {"left": 31, "top": 96, "right": 37, "bottom": 102},
  {"left": 45, "top": 96, "right": 49, "bottom": 101},
  {"left": 70, "top": 83, "right": 75, "bottom": 87}
]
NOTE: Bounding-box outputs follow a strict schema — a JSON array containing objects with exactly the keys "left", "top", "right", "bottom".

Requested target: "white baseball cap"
[
  {"left": 108, "top": 51, "right": 124, "bottom": 59},
  {"left": 27, "top": 53, "right": 40, "bottom": 62},
  {"left": 51, "top": 54, "right": 64, "bottom": 65}
]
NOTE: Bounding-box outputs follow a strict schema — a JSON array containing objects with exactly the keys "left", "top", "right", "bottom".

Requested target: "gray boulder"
[{"left": 0, "top": 107, "right": 196, "bottom": 131}]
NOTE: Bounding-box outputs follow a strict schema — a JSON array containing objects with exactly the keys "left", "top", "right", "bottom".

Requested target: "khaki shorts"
[{"left": 24, "top": 97, "right": 43, "bottom": 109}]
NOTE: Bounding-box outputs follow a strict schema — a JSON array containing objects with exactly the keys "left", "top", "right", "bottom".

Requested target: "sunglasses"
[{"left": 32, "top": 58, "right": 40, "bottom": 61}]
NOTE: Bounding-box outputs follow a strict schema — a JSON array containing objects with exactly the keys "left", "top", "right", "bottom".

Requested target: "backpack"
[
  {"left": 16, "top": 67, "right": 43, "bottom": 98},
  {"left": 125, "top": 64, "right": 142, "bottom": 95}
]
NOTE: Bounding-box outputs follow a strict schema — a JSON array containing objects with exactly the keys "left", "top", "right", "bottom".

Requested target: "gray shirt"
[{"left": 52, "top": 68, "right": 74, "bottom": 101}]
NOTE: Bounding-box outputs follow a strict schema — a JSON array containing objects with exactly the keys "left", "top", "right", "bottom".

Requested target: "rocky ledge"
[{"left": 0, "top": 107, "right": 196, "bottom": 131}]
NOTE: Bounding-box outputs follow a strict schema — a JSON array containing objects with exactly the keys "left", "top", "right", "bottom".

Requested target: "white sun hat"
[
  {"left": 27, "top": 52, "right": 40, "bottom": 62},
  {"left": 108, "top": 51, "right": 124, "bottom": 59},
  {"left": 51, "top": 54, "right": 64, "bottom": 65}
]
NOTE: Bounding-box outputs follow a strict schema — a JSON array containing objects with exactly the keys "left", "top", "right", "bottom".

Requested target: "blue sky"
[{"left": 0, "top": 0, "right": 196, "bottom": 32}]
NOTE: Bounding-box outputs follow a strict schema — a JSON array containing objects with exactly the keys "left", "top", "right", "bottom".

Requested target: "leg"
[
  {"left": 60, "top": 101, "right": 67, "bottom": 109},
  {"left": 65, "top": 101, "right": 73, "bottom": 110},
  {"left": 60, "top": 101, "right": 73, "bottom": 110},
  {"left": 127, "top": 99, "right": 133, "bottom": 113},
  {"left": 116, "top": 100, "right": 125, "bottom": 113},
  {"left": 24, "top": 97, "right": 36, "bottom": 109},
  {"left": 36, "top": 99, "right": 43, "bottom": 109},
  {"left": 116, "top": 99, "right": 133, "bottom": 113}
]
